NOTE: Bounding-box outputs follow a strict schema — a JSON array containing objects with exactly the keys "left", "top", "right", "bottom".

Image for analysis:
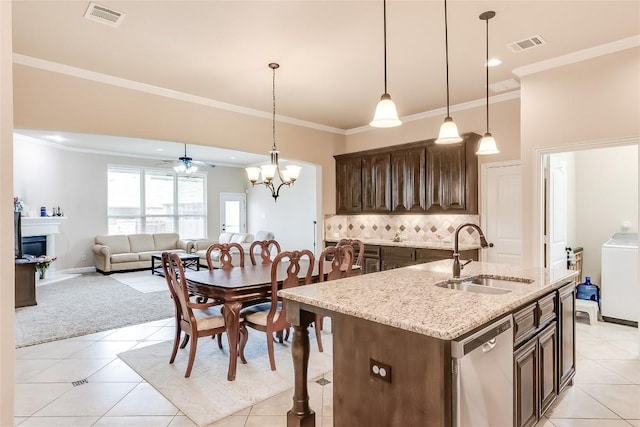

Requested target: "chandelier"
[{"left": 245, "top": 63, "right": 301, "bottom": 201}]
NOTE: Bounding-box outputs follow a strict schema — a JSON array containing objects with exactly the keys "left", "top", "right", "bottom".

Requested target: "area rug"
[
  {"left": 15, "top": 273, "right": 174, "bottom": 348},
  {"left": 118, "top": 328, "right": 333, "bottom": 426}
]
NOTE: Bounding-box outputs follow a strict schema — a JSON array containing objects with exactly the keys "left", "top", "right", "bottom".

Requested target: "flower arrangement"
[
  {"left": 35, "top": 256, "right": 57, "bottom": 280},
  {"left": 14, "top": 197, "right": 24, "bottom": 213}
]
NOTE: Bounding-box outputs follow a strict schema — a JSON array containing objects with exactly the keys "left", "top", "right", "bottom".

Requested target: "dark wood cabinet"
[
  {"left": 538, "top": 322, "right": 558, "bottom": 415},
  {"left": 515, "top": 338, "right": 538, "bottom": 427},
  {"left": 362, "top": 152, "right": 391, "bottom": 213},
  {"left": 558, "top": 282, "right": 576, "bottom": 392},
  {"left": 363, "top": 245, "right": 381, "bottom": 274},
  {"left": 335, "top": 157, "right": 362, "bottom": 213},
  {"left": 514, "top": 283, "right": 574, "bottom": 427},
  {"left": 390, "top": 146, "right": 425, "bottom": 212},
  {"left": 334, "top": 133, "right": 479, "bottom": 215}
]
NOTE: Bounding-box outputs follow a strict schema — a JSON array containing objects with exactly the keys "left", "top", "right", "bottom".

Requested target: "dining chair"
[
  {"left": 205, "top": 242, "right": 245, "bottom": 270},
  {"left": 162, "top": 252, "right": 248, "bottom": 378},
  {"left": 242, "top": 249, "right": 315, "bottom": 371},
  {"left": 249, "top": 239, "right": 282, "bottom": 265},
  {"left": 314, "top": 244, "right": 354, "bottom": 352},
  {"left": 337, "top": 238, "right": 364, "bottom": 267}
]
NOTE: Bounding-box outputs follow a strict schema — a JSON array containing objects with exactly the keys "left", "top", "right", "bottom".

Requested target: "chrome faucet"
[{"left": 453, "top": 223, "right": 493, "bottom": 278}]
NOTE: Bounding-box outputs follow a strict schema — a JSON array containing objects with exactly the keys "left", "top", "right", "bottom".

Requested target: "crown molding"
[
  {"left": 513, "top": 35, "right": 640, "bottom": 78},
  {"left": 13, "top": 53, "right": 346, "bottom": 136}
]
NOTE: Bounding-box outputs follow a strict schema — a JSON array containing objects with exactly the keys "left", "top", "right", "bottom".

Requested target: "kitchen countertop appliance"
[
  {"left": 601, "top": 232, "right": 638, "bottom": 325},
  {"left": 451, "top": 315, "right": 514, "bottom": 427}
]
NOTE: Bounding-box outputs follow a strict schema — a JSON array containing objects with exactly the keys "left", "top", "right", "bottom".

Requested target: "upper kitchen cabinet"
[
  {"left": 391, "top": 146, "right": 426, "bottom": 212},
  {"left": 362, "top": 152, "right": 391, "bottom": 213},
  {"left": 334, "top": 133, "right": 479, "bottom": 215},
  {"left": 335, "top": 156, "right": 362, "bottom": 214}
]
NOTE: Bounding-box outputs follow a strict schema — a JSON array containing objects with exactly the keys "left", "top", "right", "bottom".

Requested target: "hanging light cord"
[
  {"left": 271, "top": 66, "right": 277, "bottom": 152},
  {"left": 485, "top": 16, "right": 490, "bottom": 133},
  {"left": 444, "top": 0, "right": 451, "bottom": 117},
  {"left": 383, "top": 0, "right": 388, "bottom": 95}
]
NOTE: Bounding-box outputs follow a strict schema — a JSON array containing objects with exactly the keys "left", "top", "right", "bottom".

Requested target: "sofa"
[
  {"left": 192, "top": 230, "right": 275, "bottom": 268},
  {"left": 93, "top": 233, "right": 193, "bottom": 274}
]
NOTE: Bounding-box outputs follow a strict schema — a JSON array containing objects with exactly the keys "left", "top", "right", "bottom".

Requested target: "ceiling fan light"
[
  {"left": 370, "top": 94, "right": 402, "bottom": 128},
  {"left": 476, "top": 132, "right": 500, "bottom": 155},
  {"left": 174, "top": 163, "right": 186, "bottom": 173},
  {"left": 285, "top": 165, "right": 302, "bottom": 182},
  {"left": 246, "top": 167, "right": 261, "bottom": 183},
  {"left": 435, "top": 117, "right": 463, "bottom": 144},
  {"left": 186, "top": 165, "right": 198, "bottom": 173},
  {"left": 260, "top": 164, "right": 277, "bottom": 182}
]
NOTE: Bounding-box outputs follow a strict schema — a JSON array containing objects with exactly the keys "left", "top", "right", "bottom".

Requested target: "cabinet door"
[
  {"left": 390, "top": 147, "right": 425, "bottom": 212},
  {"left": 558, "top": 282, "right": 576, "bottom": 392},
  {"left": 425, "top": 144, "right": 466, "bottom": 212},
  {"left": 514, "top": 339, "right": 538, "bottom": 427},
  {"left": 362, "top": 153, "right": 391, "bottom": 213},
  {"left": 335, "top": 157, "right": 362, "bottom": 214},
  {"left": 538, "top": 322, "right": 558, "bottom": 416},
  {"left": 380, "top": 246, "right": 416, "bottom": 270},
  {"left": 363, "top": 257, "right": 381, "bottom": 274}
]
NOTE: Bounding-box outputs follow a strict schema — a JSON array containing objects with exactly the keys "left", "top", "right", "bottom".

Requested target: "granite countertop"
[
  {"left": 280, "top": 259, "right": 579, "bottom": 341},
  {"left": 325, "top": 238, "right": 482, "bottom": 251}
]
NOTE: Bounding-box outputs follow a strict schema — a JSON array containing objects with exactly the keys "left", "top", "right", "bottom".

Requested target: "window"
[{"left": 108, "top": 167, "right": 206, "bottom": 238}]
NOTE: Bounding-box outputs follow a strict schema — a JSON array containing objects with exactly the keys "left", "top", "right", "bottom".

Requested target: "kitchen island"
[{"left": 280, "top": 259, "right": 579, "bottom": 427}]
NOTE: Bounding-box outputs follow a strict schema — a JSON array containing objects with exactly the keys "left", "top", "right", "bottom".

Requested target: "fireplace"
[
  {"left": 22, "top": 235, "right": 47, "bottom": 257},
  {"left": 21, "top": 216, "right": 66, "bottom": 271}
]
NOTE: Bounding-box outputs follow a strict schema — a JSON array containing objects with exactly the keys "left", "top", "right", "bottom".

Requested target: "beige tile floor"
[{"left": 14, "top": 314, "right": 639, "bottom": 427}]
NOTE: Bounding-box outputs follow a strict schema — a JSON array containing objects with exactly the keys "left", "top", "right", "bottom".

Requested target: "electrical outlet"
[
  {"left": 81, "top": 254, "right": 87, "bottom": 261},
  {"left": 369, "top": 358, "right": 392, "bottom": 383}
]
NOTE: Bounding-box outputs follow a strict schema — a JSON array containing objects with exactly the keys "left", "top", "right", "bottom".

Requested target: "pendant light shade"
[
  {"left": 435, "top": 0, "right": 462, "bottom": 144},
  {"left": 477, "top": 11, "right": 500, "bottom": 155},
  {"left": 371, "top": 93, "right": 401, "bottom": 128},
  {"left": 370, "top": 0, "right": 402, "bottom": 128}
]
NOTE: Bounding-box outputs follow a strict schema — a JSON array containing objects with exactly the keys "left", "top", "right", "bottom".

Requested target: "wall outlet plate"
[{"left": 369, "top": 358, "right": 392, "bottom": 383}]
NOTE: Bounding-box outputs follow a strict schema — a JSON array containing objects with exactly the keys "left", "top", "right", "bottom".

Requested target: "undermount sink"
[{"left": 435, "top": 275, "right": 533, "bottom": 295}]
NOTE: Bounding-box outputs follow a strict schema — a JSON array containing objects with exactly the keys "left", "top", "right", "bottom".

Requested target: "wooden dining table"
[{"left": 184, "top": 261, "right": 359, "bottom": 381}]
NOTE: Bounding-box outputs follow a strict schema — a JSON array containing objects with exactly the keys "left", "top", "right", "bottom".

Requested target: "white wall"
[
  {"left": 573, "top": 144, "right": 639, "bottom": 283},
  {"left": 246, "top": 162, "right": 318, "bottom": 254},
  {"left": 13, "top": 135, "right": 247, "bottom": 271}
]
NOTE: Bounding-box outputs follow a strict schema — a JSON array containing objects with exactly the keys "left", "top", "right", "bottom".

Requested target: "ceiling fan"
[{"left": 161, "top": 144, "right": 216, "bottom": 173}]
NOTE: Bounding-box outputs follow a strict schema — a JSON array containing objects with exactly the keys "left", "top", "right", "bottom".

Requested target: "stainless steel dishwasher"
[{"left": 451, "top": 315, "right": 514, "bottom": 427}]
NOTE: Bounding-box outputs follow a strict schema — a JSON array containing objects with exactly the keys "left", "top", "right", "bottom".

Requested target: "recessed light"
[
  {"left": 487, "top": 58, "right": 502, "bottom": 67},
  {"left": 230, "top": 156, "right": 236, "bottom": 160},
  {"left": 156, "top": 148, "right": 164, "bottom": 151},
  {"left": 47, "top": 135, "right": 66, "bottom": 142}
]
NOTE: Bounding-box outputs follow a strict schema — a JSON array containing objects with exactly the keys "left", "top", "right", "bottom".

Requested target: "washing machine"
[{"left": 601, "top": 232, "right": 638, "bottom": 324}]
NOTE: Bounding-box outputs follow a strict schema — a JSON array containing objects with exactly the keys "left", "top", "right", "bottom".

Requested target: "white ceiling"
[{"left": 11, "top": 1, "right": 640, "bottom": 164}]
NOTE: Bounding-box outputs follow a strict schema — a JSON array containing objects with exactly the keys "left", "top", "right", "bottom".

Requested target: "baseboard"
[{"left": 58, "top": 266, "right": 96, "bottom": 275}]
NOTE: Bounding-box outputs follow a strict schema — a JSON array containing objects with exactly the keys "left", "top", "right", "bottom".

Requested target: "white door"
[
  {"left": 220, "top": 193, "right": 246, "bottom": 234},
  {"left": 483, "top": 163, "right": 522, "bottom": 265},
  {"left": 546, "top": 156, "right": 569, "bottom": 270}
]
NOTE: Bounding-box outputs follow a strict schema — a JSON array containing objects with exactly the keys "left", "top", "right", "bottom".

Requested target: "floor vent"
[
  {"left": 508, "top": 35, "right": 546, "bottom": 53},
  {"left": 72, "top": 379, "right": 88, "bottom": 387},
  {"left": 83, "top": 2, "right": 126, "bottom": 27}
]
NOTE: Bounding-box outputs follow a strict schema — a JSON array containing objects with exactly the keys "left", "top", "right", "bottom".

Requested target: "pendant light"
[
  {"left": 476, "top": 11, "right": 500, "bottom": 155},
  {"left": 435, "top": 0, "right": 462, "bottom": 144},
  {"left": 370, "top": 0, "right": 402, "bottom": 128},
  {"left": 245, "top": 63, "right": 302, "bottom": 201}
]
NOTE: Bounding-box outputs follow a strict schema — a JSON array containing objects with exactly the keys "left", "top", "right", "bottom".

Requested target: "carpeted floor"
[
  {"left": 118, "top": 327, "right": 333, "bottom": 426},
  {"left": 15, "top": 273, "right": 174, "bottom": 348}
]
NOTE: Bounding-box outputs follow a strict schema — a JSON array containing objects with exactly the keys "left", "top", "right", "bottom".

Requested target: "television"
[{"left": 14, "top": 211, "right": 23, "bottom": 259}]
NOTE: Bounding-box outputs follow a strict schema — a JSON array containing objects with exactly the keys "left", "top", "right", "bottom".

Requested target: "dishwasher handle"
[{"left": 451, "top": 316, "right": 513, "bottom": 358}]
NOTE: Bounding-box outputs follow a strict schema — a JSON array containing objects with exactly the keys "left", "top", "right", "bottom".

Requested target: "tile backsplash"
[{"left": 324, "top": 214, "right": 481, "bottom": 245}]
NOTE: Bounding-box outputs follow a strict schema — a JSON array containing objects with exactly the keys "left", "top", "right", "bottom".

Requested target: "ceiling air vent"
[
  {"left": 83, "top": 2, "right": 126, "bottom": 27},
  {"left": 508, "top": 35, "right": 546, "bottom": 53},
  {"left": 489, "top": 78, "right": 520, "bottom": 93}
]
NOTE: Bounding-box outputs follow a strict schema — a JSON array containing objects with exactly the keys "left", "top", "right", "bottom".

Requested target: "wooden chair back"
[
  {"left": 266, "top": 249, "right": 315, "bottom": 329},
  {"left": 319, "top": 244, "right": 354, "bottom": 282},
  {"left": 249, "top": 239, "right": 282, "bottom": 265},
  {"left": 337, "top": 239, "right": 364, "bottom": 266},
  {"left": 162, "top": 252, "right": 194, "bottom": 327},
  {"left": 205, "top": 242, "right": 245, "bottom": 270}
]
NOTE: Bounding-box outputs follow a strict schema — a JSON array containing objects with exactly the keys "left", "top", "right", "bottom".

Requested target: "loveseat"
[
  {"left": 93, "top": 233, "right": 193, "bottom": 274},
  {"left": 192, "top": 230, "right": 275, "bottom": 268}
]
